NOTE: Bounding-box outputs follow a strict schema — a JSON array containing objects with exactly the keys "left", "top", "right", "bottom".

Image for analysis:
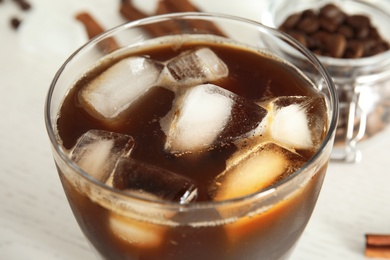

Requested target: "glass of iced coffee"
[{"left": 45, "top": 13, "right": 338, "bottom": 260}]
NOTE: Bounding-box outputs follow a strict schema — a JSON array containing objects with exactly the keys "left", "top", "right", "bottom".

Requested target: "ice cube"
[
  {"left": 162, "top": 84, "right": 233, "bottom": 153},
  {"left": 165, "top": 48, "right": 228, "bottom": 87},
  {"left": 209, "top": 142, "right": 306, "bottom": 201},
  {"left": 109, "top": 212, "right": 165, "bottom": 249},
  {"left": 70, "top": 130, "right": 134, "bottom": 182},
  {"left": 161, "top": 84, "right": 268, "bottom": 154},
  {"left": 79, "top": 56, "right": 164, "bottom": 120},
  {"left": 268, "top": 96, "right": 327, "bottom": 150},
  {"left": 112, "top": 158, "right": 198, "bottom": 204}
]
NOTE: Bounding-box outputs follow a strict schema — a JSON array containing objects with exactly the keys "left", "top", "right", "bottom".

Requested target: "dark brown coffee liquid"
[
  {"left": 57, "top": 40, "right": 321, "bottom": 201},
  {"left": 56, "top": 38, "right": 328, "bottom": 260}
]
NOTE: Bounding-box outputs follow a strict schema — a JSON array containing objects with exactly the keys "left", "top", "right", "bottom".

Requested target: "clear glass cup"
[
  {"left": 45, "top": 13, "right": 338, "bottom": 260},
  {"left": 262, "top": 0, "right": 390, "bottom": 162}
]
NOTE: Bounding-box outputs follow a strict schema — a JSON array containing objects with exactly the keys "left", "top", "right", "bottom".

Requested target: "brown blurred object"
[
  {"left": 365, "top": 234, "right": 390, "bottom": 258},
  {"left": 75, "top": 12, "right": 119, "bottom": 53},
  {"left": 120, "top": 0, "right": 226, "bottom": 37}
]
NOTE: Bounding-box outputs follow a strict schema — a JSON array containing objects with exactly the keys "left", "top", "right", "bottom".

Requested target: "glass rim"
[{"left": 44, "top": 12, "right": 338, "bottom": 210}]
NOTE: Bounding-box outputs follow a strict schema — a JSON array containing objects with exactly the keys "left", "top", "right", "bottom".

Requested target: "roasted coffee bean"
[
  {"left": 344, "top": 41, "right": 364, "bottom": 58},
  {"left": 346, "top": 15, "right": 370, "bottom": 29},
  {"left": 338, "top": 25, "right": 354, "bottom": 39},
  {"left": 10, "top": 17, "right": 21, "bottom": 29},
  {"left": 362, "top": 39, "right": 378, "bottom": 53},
  {"left": 288, "top": 31, "right": 308, "bottom": 47},
  {"left": 369, "top": 27, "right": 381, "bottom": 40},
  {"left": 327, "top": 34, "right": 346, "bottom": 58},
  {"left": 369, "top": 42, "right": 390, "bottom": 56},
  {"left": 302, "top": 9, "right": 316, "bottom": 19},
  {"left": 281, "top": 13, "right": 301, "bottom": 30},
  {"left": 355, "top": 25, "right": 370, "bottom": 39},
  {"left": 297, "top": 16, "right": 319, "bottom": 33},
  {"left": 319, "top": 4, "right": 345, "bottom": 25},
  {"left": 311, "top": 31, "right": 330, "bottom": 45},
  {"left": 319, "top": 17, "right": 338, "bottom": 32},
  {"left": 306, "top": 34, "right": 322, "bottom": 49}
]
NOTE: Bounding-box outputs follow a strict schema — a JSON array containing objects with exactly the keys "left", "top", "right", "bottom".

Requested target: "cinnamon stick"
[
  {"left": 120, "top": 0, "right": 167, "bottom": 37},
  {"left": 75, "top": 12, "right": 119, "bottom": 53},
  {"left": 155, "top": 0, "right": 182, "bottom": 34},
  {"left": 162, "top": 0, "right": 226, "bottom": 37},
  {"left": 163, "top": 0, "right": 200, "bottom": 12},
  {"left": 365, "top": 234, "right": 390, "bottom": 259},
  {"left": 120, "top": 0, "right": 226, "bottom": 37}
]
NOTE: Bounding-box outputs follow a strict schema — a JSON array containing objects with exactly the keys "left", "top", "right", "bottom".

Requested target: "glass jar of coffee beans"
[{"left": 262, "top": 0, "right": 390, "bottom": 162}]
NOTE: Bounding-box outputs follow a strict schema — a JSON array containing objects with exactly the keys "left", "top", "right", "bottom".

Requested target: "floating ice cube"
[
  {"left": 162, "top": 83, "right": 268, "bottom": 154},
  {"left": 209, "top": 142, "right": 306, "bottom": 201},
  {"left": 79, "top": 57, "right": 164, "bottom": 120},
  {"left": 70, "top": 130, "right": 134, "bottom": 182},
  {"left": 109, "top": 212, "right": 165, "bottom": 249},
  {"left": 268, "top": 96, "right": 327, "bottom": 150},
  {"left": 162, "top": 84, "right": 233, "bottom": 153},
  {"left": 113, "top": 158, "right": 198, "bottom": 204},
  {"left": 164, "top": 48, "right": 228, "bottom": 87}
]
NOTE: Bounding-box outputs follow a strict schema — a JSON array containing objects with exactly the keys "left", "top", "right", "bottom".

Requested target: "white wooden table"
[{"left": 1, "top": 0, "right": 389, "bottom": 259}]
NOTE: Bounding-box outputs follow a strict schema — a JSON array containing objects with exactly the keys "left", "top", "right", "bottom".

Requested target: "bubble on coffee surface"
[
  {"left": 163, "top": 47, "right": 228, "bottom": 87},
  {"left": 209, "top": 142, "right": 306, "bottom": 201},
  {"left": 79, "top": 56, "right": 164, "bottom": 120},
  {"left": 161, "top": 83, "right": 268, "bottom": 154},
  {"left": 70, "top": 130, "right": 134, "bottom": 182},
  {"left": 112, "top": 158, "right": 198, "bottom": 204}
]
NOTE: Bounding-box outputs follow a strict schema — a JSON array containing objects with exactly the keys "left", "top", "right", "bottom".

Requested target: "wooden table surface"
[{"left": 1, "top": 0, "right": 389, "bottom": 259}]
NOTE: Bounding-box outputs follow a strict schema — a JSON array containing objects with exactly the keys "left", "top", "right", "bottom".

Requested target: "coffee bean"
[
  {"left": 345, "top": 41, "right": 364, "bottom": 58},
  {"left": 306, "top": 34, "right": 322, "bottom": 49},
  {"left": 327, "top": 34, "right": 346, "bottom": 58},
  {"left": 319, "top": 4, "right": 345, "bottom": 24},
  {"left": 369, "top": 27, "right": 381, "bottom": 40},
  {"left": 368, "top": 42, "right": 389, "bottom": 56},
  {"left": 338, "top": 25, "right": 354, "bottom": 39},
  {"left": 10, "top": 17, "right": 21, "bottom": 29},
  {"left": 281, "top": 13, "right": 301, "bottom": 29},
  {"left": 288, "top": 31, "right": 308, "bottom": 47},
  {"left": 319, "top": 17, "right": 338, "bottom": 32},
  {"left": 355, "top": 25, "right": 370, "bottom": 39},
  {"left": 297, "top": 16, "right": 319, "bottom": 33},
  {"left": 302, "top": 9, "right": 316, "bottom": 19},
  {"left": 346, "top": 15, "right": 370, "bottom": 29}
]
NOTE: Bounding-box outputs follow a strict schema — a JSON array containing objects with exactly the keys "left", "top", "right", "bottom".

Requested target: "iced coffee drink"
[{"left": 45, "top": 13, "right": 338, "bottom": 260}]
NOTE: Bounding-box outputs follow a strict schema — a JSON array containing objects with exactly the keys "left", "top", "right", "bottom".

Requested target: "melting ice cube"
[
  {"left": 70, "top": 130, "right": 134, "bottom": 182},
  {"left": 164, "top": 48, "right": 228, "bottom": 87},
  {"left": 268, "top": 96, "right": 327, "bottom": 150},
  {"left": 109, "top": 212, "right": 166, "bottom": 249},
  {"left": 161, "top": 84, "right": 233, "bottom": 153},
  {"left": 209, "top": 142, "right": 306, "bottom": 201},
  {"left": 161, "top": 84, "right": 267, "bottom": 154},
  {"left": 79, "top": 56, "right": 164, "bottom": 120},
  {"left": 112, "top": 158, "right": 198, "bottom": 204}
]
